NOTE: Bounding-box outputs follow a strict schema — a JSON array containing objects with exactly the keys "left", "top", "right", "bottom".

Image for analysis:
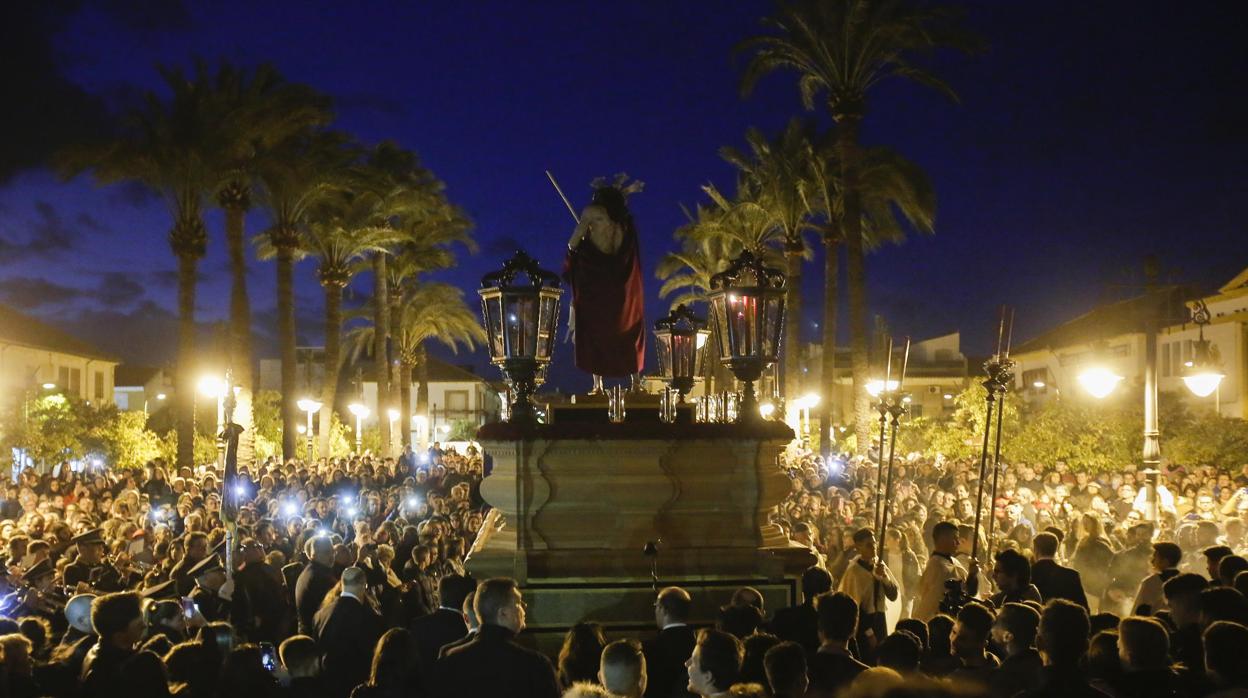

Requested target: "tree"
[
  {"left": 61, "top": 65, "right": 224, "bottom": 469},
  {"left": 741, "top": 0, "right": 976, "bottom": 453},
  {"left": 720, "top": 118, "right": 815, "bottom": 409},
  {"left": 255, "top": 130, "right": 355, "bottom": 460},
  {"left": 210, "top": 63, "right": 331, "bottom": 467}
]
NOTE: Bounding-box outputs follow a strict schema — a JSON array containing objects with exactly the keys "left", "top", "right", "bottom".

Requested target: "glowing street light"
[
  {"left": 1032, "top": 380, "right": 1046, "bottom": 389},
  {"left": 41, "top": 382, "right": 56, "bottom": 390},
  {"left": 348, "top": 403, "right": 370, "bottom": 454},
  {"left": 865, "top": 379, "right": 900, "bottom": 398},
  {"left": 297, "top": 398, "right": 322, "bottom": 462},
  {"left": 1182, "top": 301, "right": 1224, "bottom": 404},
  {"left": 1077, "top": 366, "right": 1123, "bottom": 399},
  {"left": 758, "top": 402, "right": 776, "bottom": 418}
]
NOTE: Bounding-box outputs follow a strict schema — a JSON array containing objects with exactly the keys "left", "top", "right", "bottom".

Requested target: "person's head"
[
  {"left": 763, "top": 641, "right": 807, "bottom": 698},
  {"left": 815, "top": 591, "right": 857, "bottom": 645},
  {"left": 951, "top": 602, "right": 993, "bottom": 659},
  {"left": 992, "top": 602, "right": 1040, "bottom": 655},
  {"left": 1204, "top": 545, "right": 1234, "bottom": 582},
  {"left": 800, "top": 566, "right": 832, "bottom": 604},
  {"left": 1087, "top": 630, "right": 1121, "bottom": 681},
  {"left": 1205, "top": 620, "right": 1248, "bottom": 687},
  {"left": 1037, "top": 599, "right": 1090, "bottom": 666},
  {"left": 599, "top": 639, "right": 647, "bottom": 698},
  {"left": 1118, "top": 616, "right": 1170, "bottom": 671},
  {"left": 1218, "top": 555, "right": 1248, "bottom": 587},
  {"left": 927, "top": 614, "right": 954, "bottom": 656},
  {"left": 185, "top": 532, "right": 208, "bottom": 561},
  {"left": 851, "top": 527, "right": 876, "bottom": 560},
  {"left": 279, "top": 635, "right": 319, "bottom": 678},
  {"left": 894, "top": 618, "right": 928, "bottom": 650},
  {"left": 474, "top": 577, "right": 526, "bottom": 633},
  {"left": 1032, "top": 532, "right": 1059, "bottom": 560},
  {"left": 655, "top": 586, "right": 692, "bottom": 628},
  {"left": 686, "top": 628, "right": 743, "bottom": 697},
  {"left": 731, "top": 587, "right": 764, "bottom": 612},
  {"left": 1163, "top": 573, "right": 1209, "bottom": 628},
  {"left": 92, "top": 592, "right": 145, "bottom": 650},
  {"left": 1151, "top": 542, "right": 1182, "bottom": 572},
  {"left": 931, "top": 521, "right": 959, "bottom": 555},
  {"left": 558, "top": 622, "right": 607, "bottom": 686},
  {"left": 0, "top": 633, "right": 33, "bottom": 676},
  {"left": 992, "top": 549, "right": 1031, "bottom": 592},
  {"left": 876, "top": 631, "right": 922, "bottom": 674},
  {"left": 1199, "top": 586, "right": 1248, "bottom": 627},
  {"left": 309, "top": 535, "right": 333, "bottom": 566},
  {"left": 340, "top": 566, "right": 367, "bottom": 597},
  {"left": 367, "top": 628, "right": 417, "bottom": 691},
  {"left": 717, "top": 603, "right": 764, "bottom": 639}
]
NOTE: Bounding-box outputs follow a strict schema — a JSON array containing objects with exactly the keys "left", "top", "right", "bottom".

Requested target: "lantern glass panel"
[
  {"left": 729, "top": 293, "right": 759, "bottom": 358},
  {"left": 763, "top": 296, "right": 783, "bottom": 360},
  {"left": 673, "top": 332, "right": 696, "bottom": 380},
  {"left": 482, "top": 294, "right": 505, "bottom": 360},
  {"left": 537, "top": 293, "right": 558, "bottom": 360},
  {"left": 654, "top": 329, "right": 673, "bottom": 378},
  {"left": 503, "top": 293, "right": 538, "bottom": 358},
  {"left": 711, "top": 295, "right": 730, "bottom": 360}
]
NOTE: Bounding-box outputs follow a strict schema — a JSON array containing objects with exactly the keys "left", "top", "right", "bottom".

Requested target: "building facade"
[{"left": 0, "top": 305, "right": 117, "bottom": 410}]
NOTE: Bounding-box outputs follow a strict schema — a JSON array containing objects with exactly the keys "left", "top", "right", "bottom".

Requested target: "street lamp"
[
  {"left": 795, "top": 393, "right": 820, "bottom": 438},
  {"left": 387, "top": 408, "right": 400, "bottom": 451},
  {"left": 1182, "top": 300, "right": 1224, "bottom": 405},
  {"left": 478, "top": 250, "right": 564, "bottom": 423},
  {"left": 297, "top": 398, "right": 321, "bottom": 462},
  {"left": 348, "top": 403, "right": 369, "bottom": 454},
  {"left": 865, "top": 379, "right": 900, "bottom": 398},
  {"left": 198, "top": 375, "right": 228, "bottom": 468},
  {"left": 1077, "top": 366, "right": 1124, "bottom": 399},
  {"left": 143, "top": 391, "right": 166, "bottom": 418},
  {"left": 706, "top": 249, "right": 786, "bottom": 424},
  {"left": 653, "top": 304, "right": 711, "bottom": 403}
]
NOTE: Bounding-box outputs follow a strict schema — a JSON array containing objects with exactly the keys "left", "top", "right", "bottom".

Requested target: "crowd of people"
[{"left": 0, "top": 434, "right": 1245, "bottom": 697}]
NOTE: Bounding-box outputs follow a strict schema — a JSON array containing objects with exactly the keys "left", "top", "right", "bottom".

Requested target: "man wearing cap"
[
  {"left": 64, "top": 529, "right": 125, "bottom": 592},
  {"left": 170, "top": 531, "right": 210, "bottom": 597},
  {"left": 188, "top": 554, "right": 231, "bottom": 622}
]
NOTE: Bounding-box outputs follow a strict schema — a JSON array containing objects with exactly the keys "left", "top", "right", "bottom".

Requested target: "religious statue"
[{"left": 562, "top": 175, "right": 646, "bottom": 394}]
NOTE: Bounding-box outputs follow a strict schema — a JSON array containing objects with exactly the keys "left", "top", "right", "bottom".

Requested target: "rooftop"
[{"left": 0, "top": 305, "right": 117, "bottom": 362}]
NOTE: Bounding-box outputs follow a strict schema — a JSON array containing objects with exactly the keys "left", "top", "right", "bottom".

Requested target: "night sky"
[{"left": 3, "top": 2, "right": 1245, "bottom": 390}]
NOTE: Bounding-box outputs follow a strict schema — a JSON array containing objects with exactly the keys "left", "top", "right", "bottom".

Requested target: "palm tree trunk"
[
  {"left": 277, "top": 244, "right": 298, "bottom": 462},
  {"left": 416, "top": 342, "right": 430, "bottom": 431},
  {"left": 784, "top": 239, "right": 803, "bottom": 420},
  {"left": 318, "top": 281, "right": 344, "bottom": 458},
  {"left": 175, "top": 253, "right": 198, "bottom": 469},
  {"left": 224, "top": 202, "right": 254, "bottom": 465},
  {"left": 373, "top": 254, "right": 391, "bottom": 456},
  {"left": 819, "top": 231, "right": 839, "bottom": 459},
  {"left": 837, "top": 115, "right": 872, "bottom": 455},
  {"left": 399, "top": 362, "right": 412, "bottom": 449}
]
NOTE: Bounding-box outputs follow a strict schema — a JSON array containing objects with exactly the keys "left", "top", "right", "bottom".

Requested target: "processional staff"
[{"left": 967, "top": 307, "right": 1015, "bottom": 594}]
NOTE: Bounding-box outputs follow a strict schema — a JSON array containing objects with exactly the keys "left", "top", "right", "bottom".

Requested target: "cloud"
[
  {"left": 0, "top": 200, "right": 94, "bottom": 264},
  {"left": 0, "top": 277, "right": 82, "bottom": 308},
  {"left": 95, "top": 272, "right": 146, "bottom": 306}
]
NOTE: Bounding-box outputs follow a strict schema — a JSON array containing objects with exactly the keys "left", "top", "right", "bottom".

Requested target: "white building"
[
  {"left": 0, "top": 304, "right": 117, "bottom": 409},
  {"left": 113, "top": 365, "right": 174, "bottom": 414},
  {"left": 1011, "top": 267, "right": 1248, "bottom": 419}
]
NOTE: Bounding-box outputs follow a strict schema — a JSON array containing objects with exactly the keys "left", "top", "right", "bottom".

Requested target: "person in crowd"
[
  {"left": 762, "top": 641, "right": 806, "bottom": 698},
  {"left": 875, "top": 631, "right": 921, "bottom": 676},
  {"left": 836, "top": 527, "right": 898, "bottom": 663},
  {"left": 772, "top": 566, "right": 831, "bottom": 654},
  {"left": 1114, "top": 616, "right": 1181, "bottom": 698},
  {"left": 991, "top": 549, "right": 1042, "bottom": 606},
  {"left": 913, "top": 522, "right": 966, "bottom": 621},
  {"left": 806, "top": 591, "right": 867, "bottom": 696},
  {"left": 1030, "top": 532, "right": 1089, "bottom": 608},
  {"left": 1204, "top": 620, "right": 1248, "bottom": 696},
  {"left": 315, "top": 566, "right": 384, "bottom": 698},
  {"left": 433, "top": 577, "right": 559, "bottom": 698},
  {"left": 1133, "top": 541, "right": 1182, "bottom": 615},
  {"left": 350, "top": 627, "right": 420, "bottom": 698},
  {"left": 296, "top": 536, "right": 338, "bottom": 635},
  {"left": 948, "top": 602, "right": 1000, "bottom": 689},
  {"left": 684, "top": 628, "right": 742, "bottom": 698},
  {"left": 643, "top": 586, "right": 696, "bottom": 698},
  {"left": 280, "top": 634, "right": 327, "bottom": 698},
  {"left": 409, "top": 573, "right": 473, "bottom": 680},
  {"left": 600, "top": 639, "right": 647, "bottom": 698},
  {"left": 437, "top": 590, "right": 477, "bottom": 659},
  {"left": 81, "top": 591, "right": 148, "bottom": 695},
  {"left": 557, "top": 622, "right": 607, "bottom": 689},
  {"left": 1163, "top": 572, "right": 1209, "bottom": 673},
  {"left": 1018, "top": 599, "right": 1107, "bottom": 698}
]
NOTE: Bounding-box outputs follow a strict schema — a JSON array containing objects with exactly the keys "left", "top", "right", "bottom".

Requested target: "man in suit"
[
  {"left": 1030, "top": 532, "right": 1089, "bottom": 609},
  {"left": 643, "top": 586, "right": 697, "bottom": 698},
  {"left": 433, "top": 577, "right": 559, "bottom": 698},
  {"left": 772, "top": 566, "right": 833, "bottom": 655},
  {"left": 314, "top": 566, "right": 384, "bottom": 698},
  {"left": 295, "top": 536, "right": 337, "bottom": 635},
  {"left": 437, "top": 591, "right": 478, "bottom": 659},
  {"left": 411, "top": 574, "right": 474, "bottom": 684},
  {"left": 187, "top": 554, "right": 231, "bottom": 623},
  {"left": 806, "top": 592, "right": 868, "bottom": 696},
  {"left": 232, "top": 537, "right": 288, "bottom": 642},
  {"left": 169, "top": 531, "right": 210, "bottom": 597}
]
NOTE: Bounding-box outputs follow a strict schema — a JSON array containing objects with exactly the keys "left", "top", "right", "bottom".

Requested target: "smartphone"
[
  {"left": 259, "top": 641, "right": 277, "bottom": 671},
  {"left": 180, "top": 597, "right": 196, "bottom": 619}
]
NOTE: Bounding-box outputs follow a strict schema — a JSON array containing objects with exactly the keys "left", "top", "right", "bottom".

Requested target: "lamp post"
[
  {"left": 478, "top": 250, "right": 564, "bottom": 423},
  {"left": 348, "top": 403, "right": 369, "bottom": 455},
  {"left": 653, "top": 304, "right": 711, "bottom": 403},
  {"left": 297, "top": 398, "right": 321, "bottom": 462},
  {"left": 198, "top": 376, "right": 228, "bottom": 468},
  {"left": 706, "top": 250, "right": 786, "bottom": 424},
  {"left": 1182, "top": 300, "right": 1224, "bottom": 412},
  {"left": 387, "top": 408, "right": 400, "bottom": 451},
  {"left": 143, "top": 392, "right": 166, "bottom": 419}
]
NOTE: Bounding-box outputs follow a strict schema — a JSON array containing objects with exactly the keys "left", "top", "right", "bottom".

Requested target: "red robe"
[{"left": 563, "top": 226, "right": 645, "bottom": 377}]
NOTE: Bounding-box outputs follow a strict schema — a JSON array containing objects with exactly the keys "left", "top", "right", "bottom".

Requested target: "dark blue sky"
[{"left": 2, "top": 1, "right": 1245, "bottom": 389}]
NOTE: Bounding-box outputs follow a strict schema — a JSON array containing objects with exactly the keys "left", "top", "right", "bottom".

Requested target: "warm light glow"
[
  {"left": 438, "top": 424, "right": 451, "bottom": 434},
  {"left": 413, "top": 415, "right": 428, "bottom": 428},
  {"left": 41, "top": 382, "right": 56, "bottom": 390},
  {"left": 198, "top": 376, "right": 227, "bottom": 398},
  {"left": 348, "top": 403, "right": 369, "bottom": 418},
  {"left": 387, "top": 408, "right": 400, "bottom": 421},
  {"left": 1183, "top": 371, "right": 1224, "bottom": 398},
  {"left": 1032, "top": 381, "right": 1046, "bottom": 389},
  {"left": 865, "top": 379, "right": 900, "bottom": 397},
  {"left": 902, "top": 396, "right": 913, "bottom": 404},
  {"left": 695, "top": 332, "right": 708, "bottom": 349},
  {"left": 156, "top": 393, "right": 167, "bottom": 400},
  {"left": 942, "top": 393, "right": 953, "bottom": 400},
  {"left": 796, "top": 393, "right": 821, "bottom": 409},
  {"left": 1077, "top": 366, "right": 1123, "bottom": 399},
  {"left": 297, "top": 398, "right": 322, "bottom": 413},
  {"left": 759, "top": 402, "right": 776, "bottom": 418},
  {"left": 296, "top": 424, "right": 306, "bottom": 435}
]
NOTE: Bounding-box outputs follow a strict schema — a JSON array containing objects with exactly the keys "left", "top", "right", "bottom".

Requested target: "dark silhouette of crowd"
[{"left": 0, "top": 436, "right": 1246, "bottom": 698}]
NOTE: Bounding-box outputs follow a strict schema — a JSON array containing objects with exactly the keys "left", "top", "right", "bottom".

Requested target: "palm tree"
[
  {"left": 211, "top": 63, "right": 331, "bottom": 466},
  {"left": 805, "top": 133, "right": 935, "bottom": 456},
  {"left": 741, "top": 0, "right": 976, "bottom": 452},
  {"left": 720, "top": 118, "right": 815, "bottom": 407},
  {"left": 60, "top": 65, "right": 221, "bottom": 468},
  {"left": 301, "top": 196, "right": 397, "bottom": 457},
  {"left": 255, "top": 130, "right": 355, "bottom": 460}
]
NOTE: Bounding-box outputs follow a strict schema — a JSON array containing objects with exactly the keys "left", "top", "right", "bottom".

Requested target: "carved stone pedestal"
[{"left": 467, "top": 418, "right": 814, "bottom": 652}]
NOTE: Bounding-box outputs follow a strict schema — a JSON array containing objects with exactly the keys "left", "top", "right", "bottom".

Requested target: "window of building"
[
  {"left": 445, "top": 390, "right": 469, "bottom": 416},
  {"left": 70, "top": 368, "right": 81, "bottom": 394},
  {"left": 94, "top": 372, "right": 104, "bottom": 401},
  {"left": 909, "top": 404, "right": 924, "bottom": 418},
  {"left": 57, "top": 366, "right": 69, "bottom": 388}
]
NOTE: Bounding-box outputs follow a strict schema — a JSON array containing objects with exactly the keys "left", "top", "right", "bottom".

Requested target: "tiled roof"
[{"left": 0, "top": 305, "right": 116, "bottom": 361}]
